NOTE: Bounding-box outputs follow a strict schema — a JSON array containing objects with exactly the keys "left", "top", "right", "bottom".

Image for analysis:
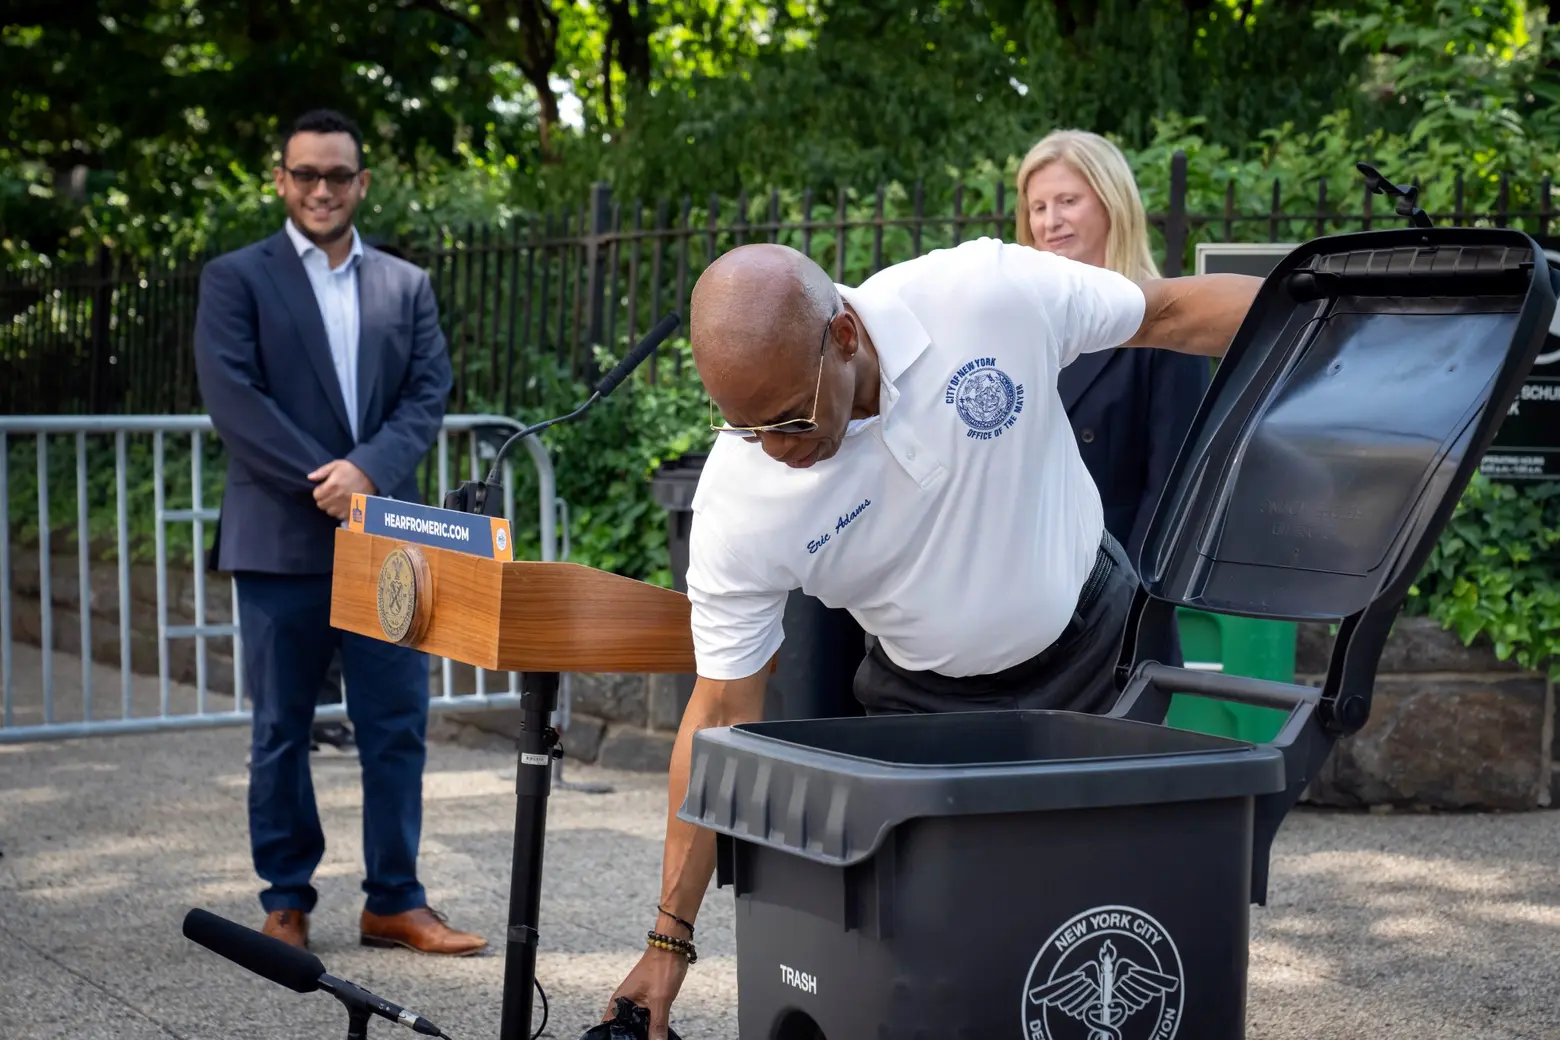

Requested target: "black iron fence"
[{"left": 4, "top": 151, "right": 1557, "bottom": 417}]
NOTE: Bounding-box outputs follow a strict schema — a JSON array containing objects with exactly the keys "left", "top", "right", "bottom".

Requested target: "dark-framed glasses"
[
  {"left": 710, "top": 304, "right": 837, "bottom": 437},
  {"left": 285, "top": 166, "right": 362, "bottom": 190}
]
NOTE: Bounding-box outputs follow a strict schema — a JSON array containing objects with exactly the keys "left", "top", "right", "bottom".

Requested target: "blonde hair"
[{"left": 1014, "top": 129, "right": 1160, "bottom": 281}]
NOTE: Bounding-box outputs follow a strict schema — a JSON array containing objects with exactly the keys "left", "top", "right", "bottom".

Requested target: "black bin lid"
[{"left": 1138, "top": 228, "right": 1555, "bottom": 623}]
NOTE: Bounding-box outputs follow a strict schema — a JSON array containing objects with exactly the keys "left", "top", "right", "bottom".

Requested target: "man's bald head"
[
  {"left": 690, "top": 243, "right": 838, "bottom": 394},
  {"left": 690, "top": 243, "right": 878, "bottom": 469}
]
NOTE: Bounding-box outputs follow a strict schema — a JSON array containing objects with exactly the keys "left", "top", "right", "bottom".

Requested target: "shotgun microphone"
[
  {"left": 182, "top": 908, "right": 453, "bottom": 1038},
  {"left": 444, "top": 312, "right": 682, "bottom": 517}
]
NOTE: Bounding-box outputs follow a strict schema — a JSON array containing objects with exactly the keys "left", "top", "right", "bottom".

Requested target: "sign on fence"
[
  {"left": 1194, "top": 242, "right": 1300, "bottom": 278},
  {"left": 1482, "top": 239, "right": 1560, "bottom": 482},
  {"left": 1196, "top": 241, "right": 1560, "bottom": 484}
]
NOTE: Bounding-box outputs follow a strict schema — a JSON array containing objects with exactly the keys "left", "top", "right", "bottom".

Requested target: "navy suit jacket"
[
  {"left": 193, "top": 230, "right": 453, "bottom": 575},
  {"left": 1059, "top": 346, "right": 1210, "bottom": 665}
]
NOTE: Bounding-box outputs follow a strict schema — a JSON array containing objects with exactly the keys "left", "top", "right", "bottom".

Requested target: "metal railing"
[{"left": 0, "top": 413, "right": 566, "bottom": 745}]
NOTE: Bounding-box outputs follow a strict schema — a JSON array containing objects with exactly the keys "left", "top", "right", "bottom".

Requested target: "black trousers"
[{"left": 852, "top": 531, "right": 1136, "bottom": 717}]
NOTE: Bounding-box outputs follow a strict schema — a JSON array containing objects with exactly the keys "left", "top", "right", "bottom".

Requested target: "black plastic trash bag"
[{"left": 576, "top": 997, "right": 684, "bottom": 1040}]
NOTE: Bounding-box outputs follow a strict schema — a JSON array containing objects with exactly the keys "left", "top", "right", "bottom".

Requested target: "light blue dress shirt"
[{"left": 285, "top": 218, "right": 364, "bottom": 443}]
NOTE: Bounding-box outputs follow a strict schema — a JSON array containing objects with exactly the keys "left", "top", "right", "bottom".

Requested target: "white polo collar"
[
  {"left": 836, "top": 280, "right": 931, "bottom": 434},
  {"left": 837, "top": 281, "right": 930, "bottom": 385}
]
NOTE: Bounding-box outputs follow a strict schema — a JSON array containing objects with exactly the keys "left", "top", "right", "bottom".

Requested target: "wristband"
[{"left": 657, "top": 905, "right": 696, "bottom": 937}]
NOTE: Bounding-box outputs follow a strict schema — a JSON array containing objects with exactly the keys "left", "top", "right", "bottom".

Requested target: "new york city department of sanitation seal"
[
  {"left": 1020, "top": 904, "right": 1184, "bottom": 1040},
  {"left": 377, "top": 544, "right": 433, "bottom": 647}
]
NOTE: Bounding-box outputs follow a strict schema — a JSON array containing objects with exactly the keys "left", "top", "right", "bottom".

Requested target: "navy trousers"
[{"left": 234, "top": 572, "right": 430, "bottom": 917}]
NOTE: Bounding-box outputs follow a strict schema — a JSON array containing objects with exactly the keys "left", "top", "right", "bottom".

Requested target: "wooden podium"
[
  {"left": 328, "top": 494, "right": 701, "bottom": 1040},
  {"left": 329, "top": 525, "right": 697, "bottom": 674}
]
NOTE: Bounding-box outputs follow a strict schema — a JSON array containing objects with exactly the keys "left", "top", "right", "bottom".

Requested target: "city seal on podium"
[
  {"left": 1020, "top": 904, "right": 1184, "bottom": 1040},
  {"left": 376, "top": 544, "right": 433, "bottom": 646}
]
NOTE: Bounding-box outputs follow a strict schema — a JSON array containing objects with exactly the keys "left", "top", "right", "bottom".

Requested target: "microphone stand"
[
  {"left": 441, "top": 314, "right": 680, "bottom": 1040},
  {"left": 499, "top": 670, "right": 560, "bottom": 1040},
  {"left": 319, "top": 972, "right": 450, "bottom": 1040}
]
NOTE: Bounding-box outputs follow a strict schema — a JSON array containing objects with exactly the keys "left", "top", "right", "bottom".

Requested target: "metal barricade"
[{"left": 0, "top": 413, "right": 564, "bottom": 745}]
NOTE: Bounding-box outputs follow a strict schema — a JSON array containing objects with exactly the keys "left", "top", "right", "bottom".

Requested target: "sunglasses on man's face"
[{"left": 710, "top": 306, "right": 836, "bottom": 438}]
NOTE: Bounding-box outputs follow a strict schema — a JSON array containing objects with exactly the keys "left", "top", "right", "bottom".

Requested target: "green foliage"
[
  {"left": 594, "top": 0, "right": 1372, "bottom": 206},
  {"left": 0, "top": 0, "right": 542, "bottom": 265},
  {"left": 1405, "top": 476, "right": 1560, "bottom": 679},
  {"left": 3, "top": 0, "right": 1390, "bottom": 269},
  {"left": 1317, "top": 0, "right": 1560, "bottom": 182},
  {"left": 1113, "top": 1, "right": 1560, "bottom": 269},
  {"left": 1008, "top": 0, "right": 1372, "bottom": 159}
]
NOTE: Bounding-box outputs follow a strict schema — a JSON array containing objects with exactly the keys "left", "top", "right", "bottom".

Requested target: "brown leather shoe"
[
  {"left": 262, "top": 909, "right": 309, "bottom": 950},
  {"left": 360, "top": 906, "right": 487, "bottom": 956}
]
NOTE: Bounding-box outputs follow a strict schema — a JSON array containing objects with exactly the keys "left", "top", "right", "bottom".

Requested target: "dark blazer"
[
  {"left": 1059, "top": 346, "right": 1210, "bottom": 664},
  {"left": 193, "top": 230, "right": 453, "bottom": 576}
]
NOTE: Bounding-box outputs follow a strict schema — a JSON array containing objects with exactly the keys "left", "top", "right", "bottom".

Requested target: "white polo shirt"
[{"left": 685, "top": 236, "right": 1148, "bottom": 680}]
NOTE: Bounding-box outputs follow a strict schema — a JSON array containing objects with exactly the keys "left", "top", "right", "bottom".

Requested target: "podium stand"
[{"left": 330, "top": 505, "right": 699, "bottom": 1040}]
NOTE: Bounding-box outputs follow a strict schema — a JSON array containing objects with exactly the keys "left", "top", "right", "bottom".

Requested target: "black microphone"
[
  {"left": 182, "top": 909, "right": 453, "bottom": 1038},
  {"left": 593, "top": 312, "right": 681, "bottom": 399},
  {"left": 183, "top": 907, "right": 324, "bottom": 993},
  {"left": 444, "top": 312, "right": 682, "bottom": 517}
]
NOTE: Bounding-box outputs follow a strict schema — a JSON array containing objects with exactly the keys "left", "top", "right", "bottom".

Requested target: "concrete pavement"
[{"left": 1, "top": 691, "right": 1557, "bottom": 1039}]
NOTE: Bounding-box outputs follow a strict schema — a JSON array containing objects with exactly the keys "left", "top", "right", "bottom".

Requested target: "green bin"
[{"left": 1167, "top": 608, "right": 1295, "bottom": 743}]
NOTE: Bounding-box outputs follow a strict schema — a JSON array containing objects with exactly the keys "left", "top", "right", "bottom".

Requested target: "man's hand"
[
  {"left": 307, "top": 459, "right": 376, "bottom": 520},
  {"left": 603, "top": 946, "right": 689, "bottom": 1040}
]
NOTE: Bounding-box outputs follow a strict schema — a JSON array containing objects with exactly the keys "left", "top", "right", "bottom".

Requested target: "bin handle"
[
  {"left": 1129, "top": 661, "right": 1319, "bottom": 715},
  {"left": 1107, "top": 660, "right": 1324, "bottom": 908}
]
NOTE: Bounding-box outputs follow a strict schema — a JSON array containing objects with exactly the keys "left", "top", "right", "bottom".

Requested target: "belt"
[{"left": 1071, "top": 533, "right": 1117, "bottom": 632}]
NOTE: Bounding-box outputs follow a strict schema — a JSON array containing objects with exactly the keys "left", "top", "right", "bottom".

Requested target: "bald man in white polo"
[{"left": 604, "top": 236, "right": 1262, "bottom": 1038}]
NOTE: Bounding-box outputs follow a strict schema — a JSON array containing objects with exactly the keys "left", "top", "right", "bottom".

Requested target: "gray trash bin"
[
  {"left": 686, "top": 709, "right": 1284, "bottom": 1039},
  {"left": 678, "top": 225, "right": 1559, "bottom": 1039}
]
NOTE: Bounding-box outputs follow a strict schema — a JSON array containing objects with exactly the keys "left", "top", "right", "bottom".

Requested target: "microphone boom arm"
[{"left": 444, "top": 312, "right": 682, "bottom": 518}]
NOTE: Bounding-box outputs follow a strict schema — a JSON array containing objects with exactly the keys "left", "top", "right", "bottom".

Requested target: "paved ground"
[{"left": 2, "top": 661, "right": 1558, "bottom": 1039}]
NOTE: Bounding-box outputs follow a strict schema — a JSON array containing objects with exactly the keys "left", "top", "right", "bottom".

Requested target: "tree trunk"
[{"left": 509, "top": 0, "right": 563, "bottom": 162}]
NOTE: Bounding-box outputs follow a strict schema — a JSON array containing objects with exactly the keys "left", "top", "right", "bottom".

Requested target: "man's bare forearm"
[
  {"left": 1127, "top": 274, "right": 1263, "bottom": 357},
  {"left": 655, "top": 673, "right": 768, "bottom": 932}
]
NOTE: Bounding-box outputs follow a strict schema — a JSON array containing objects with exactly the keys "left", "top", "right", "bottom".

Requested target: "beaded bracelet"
[{"left": 646, "top": 930, "right": 699, "bottom": 965}]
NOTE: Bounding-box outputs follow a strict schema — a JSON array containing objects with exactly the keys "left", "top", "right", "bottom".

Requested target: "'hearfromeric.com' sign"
[{"left": 347, "top": 494, "right": 514, "bottom": 561}]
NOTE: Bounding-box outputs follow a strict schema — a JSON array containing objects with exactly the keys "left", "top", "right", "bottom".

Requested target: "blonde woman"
[{"left": 1016, "top": 129, "right": 1209, "bottom": 667}]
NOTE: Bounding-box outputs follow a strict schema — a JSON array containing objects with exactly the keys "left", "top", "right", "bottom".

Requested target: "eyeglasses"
[
  {"left": 711, "top": 304, "right": 837, "bottom": 437},
  {"left": 285, "top": 166, "right": 362, "bottom": 190}
]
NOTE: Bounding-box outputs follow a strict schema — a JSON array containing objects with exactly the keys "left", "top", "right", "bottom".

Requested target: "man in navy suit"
[{"left": 194, "top": 109, "right": 484, "bottom": 956}]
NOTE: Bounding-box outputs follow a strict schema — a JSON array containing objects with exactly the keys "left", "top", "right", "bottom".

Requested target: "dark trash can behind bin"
[
  {"left": 680, "top": 227, "right": 1560, "bottom": 1039},
  {"left": 651, "top": 452, "right": 865, "bottom": 723}
]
